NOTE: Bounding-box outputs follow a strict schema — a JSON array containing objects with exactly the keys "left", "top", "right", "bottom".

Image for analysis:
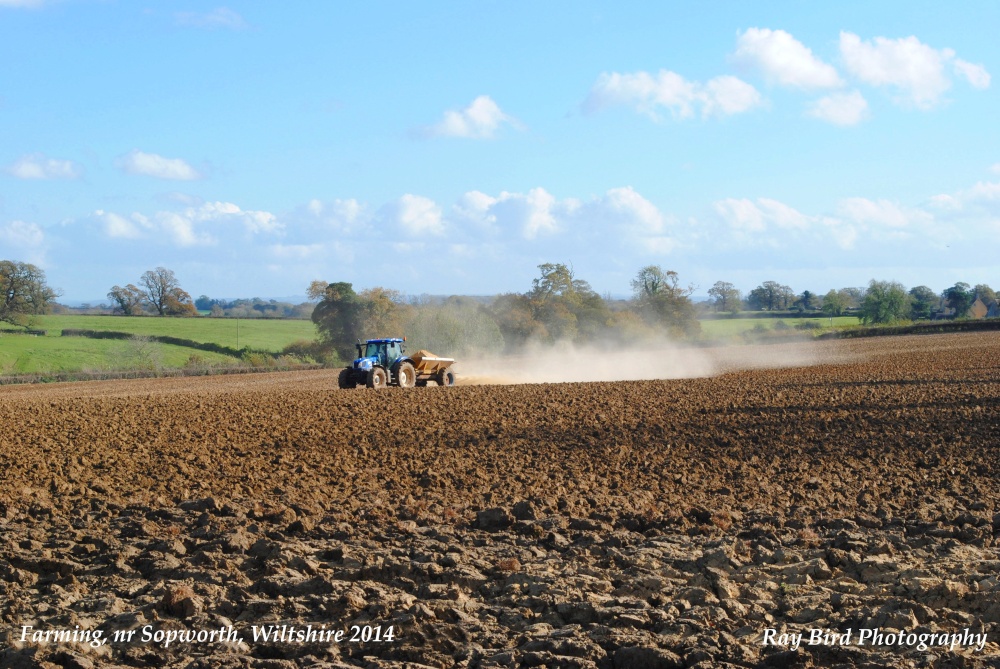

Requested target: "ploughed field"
[{"left": 1, "top": 332, "right": 999, "bottom": 668}]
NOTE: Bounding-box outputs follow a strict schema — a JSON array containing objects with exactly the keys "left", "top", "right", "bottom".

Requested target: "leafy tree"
[
  {"left": 311, "top": 282, "right": 361, "bottom": 360},
  {"left": 974, "top": 283, "right": 996, "bottom": 306},
  {"left": 942, "top": 282, "right": 974, "bottom": 319},
  {"left": 821, "top": 289, "right": 848, "bottom": 317},
  {"left": 746, "top": 281, "right": 794, "bottom": 311},
  {"left": 794, "top": 290, "right": 818, "bottom": 312},
  {"left": 707, "top": 281, "right": 742, "bottom": 313},
  {"left": 357, "top": 287, "right": 408, "bottom": 336},
  {"left": 195, "top": 295, "right": 224, "bottom": 311},
  {"left": 107, "top": 284, "right": 145, "bottom": 316},
  {"left": 908, "top": 285, "right": 939, "bottom": 320},
  {"left": 164, "top": 287, "right": 197, "bottom": 316},
  {"left": 306, "top": 280, "right": 329, "bottom": 302},
  {"left": 529, "top": 263, "right": 611, "bottom": 343},
  {"left": 489, "top": 293, "right": 547, "bottom": 348},
  {"left": 839, "top": 287, "right": 866, "bottom": 310},
  {"left": 859, "top": 279, "right": 910, "bottom": 325},
  {"left": 631, "top": 265, "right": 699, "bottom": 337},
  {"left": 0, "top": 260, "right": 58, "bottom": 326}
]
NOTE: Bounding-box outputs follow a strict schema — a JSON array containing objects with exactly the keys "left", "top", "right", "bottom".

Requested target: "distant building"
[{"left": 968, "top": 298, "right": 989, "bottom": 319}]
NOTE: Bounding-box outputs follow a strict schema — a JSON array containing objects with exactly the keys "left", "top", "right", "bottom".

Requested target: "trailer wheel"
[
  {"left": 438, "top": 369, "right": 456, "bottom": 387},
  {"left": 338, "top": 368, "right": 357, "bottom": 389},
  {"left": 396, "top": 362, "right": 416, "bottom": 388},
  {"left": 366, "top": 367, "right": 387, "bottom": 389}
]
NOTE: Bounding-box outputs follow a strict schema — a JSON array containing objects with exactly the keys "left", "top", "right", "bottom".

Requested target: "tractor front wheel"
[
  {"left": 396, "top": 362, "right": 416, "bottom": 388},
  {"left": 338, "top": 368, "right": 357, "bottom": 389},
  {"left": 366, "top": 367, "right": 387, "bottom": 389}
]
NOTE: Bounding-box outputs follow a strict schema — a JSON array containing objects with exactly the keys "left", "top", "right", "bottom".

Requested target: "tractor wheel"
[
  {"left": 366, "top": 367, "right": 387, "bottom": 389},
  {"left": 338, "top": 368, "right": 357, "bottom": 389},
  {"left": 438, "top": 369, "right": 456, "bottom": 387},
  {"left": 396, "top": 362, "right": 416, "bottom": 388}
]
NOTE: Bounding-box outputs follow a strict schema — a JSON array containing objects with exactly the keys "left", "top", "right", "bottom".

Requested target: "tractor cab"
[{"left": 353, "top": 338, "right": 405, "bottom": 371}]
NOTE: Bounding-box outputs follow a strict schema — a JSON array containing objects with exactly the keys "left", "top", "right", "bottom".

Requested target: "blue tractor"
[{"left": 338, "top": 338, "right": 457, "bottom": 389}]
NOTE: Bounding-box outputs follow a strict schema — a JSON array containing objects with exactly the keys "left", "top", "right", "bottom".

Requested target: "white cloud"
[
  {"left": 837, "top": 197, "right": 923, "bottom": 228},
  {"left": 117, "top": 150, "right": 201, "bottom": 180},
  {"left": 821, "top": 217, "right": 860, "bottom": 250},
  {"left": 991, "top": 163, "right": 1000, "bottom": 175},
  {"left": 733, "top": 28, "right": 843, "bottom": 89},
  {"left": 174, "top": 8, "right": 247, "bottom": 30},
  {"left": 0, "top": 220, "right": 46, "bottom": 264},
  {"left": 839, "top": 32, "right": 990, "bottom": 108},
  {"left": 953, "top": 59, "right": 991, "bottom": 89},
  {"left": 6, "top": 153, "right": 82, "bottom": 180},
  {"left": 95, "top": 210, "right": 145, "bottom": 239},
  {"left": 702, "top": 76, "right": 764, "bottom": 117},
  {"left": 422, "top": 95, "right": 519, "bottom": 139},
  {"left": 714, "top": 197, "right": 810, "bottom": 232},
  {"left": 583, "top": 70, "right": 762, "bottom": 120},
  {"left": 1, "top": 220, "right": 44, "bottom": 247},
  {"left": 385, "top": 194, "right": 444, "bottom": 236},
  {"left": 487, "top": 188, "right": 559, "bottom": 239},
  {"left": 94, "top": 201, "right": 279, "bottom": 248},
  {"left": 807, "top": 90, "right": 869, "bottom": 126}
]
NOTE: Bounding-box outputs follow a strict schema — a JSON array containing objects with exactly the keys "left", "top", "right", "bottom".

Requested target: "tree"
[
  {"left": 746, "top": 281, "right": 794, "bottom": 311},
  {"left": 859, "top": 279, "right": 910, "bottom": 325},
  {"left": 107, "top": 284, "right": 145, "bottom": 316},
  {"left": 631, "top": 265, "right": 699, "bottom": 337},
  {"left": 908, "top": 285, "right": 939, "bottom": 320},
  {"left": 839, "top": 287, "right": 866, "bottom": 310},
  {"left": 139, "top": 267, "right": 184, "bottom": 316},
  {"left": 528, "top": 263, "right": 611, "bottom": 343},
  {"left": 0, "top": 260, "right": 58, "bottom": 326},
  {"left": 974, "top": 283, "right": 996, "bottom": 306},
  {"left": 164, "top": 287, "right": 197, "bottom": 316},
  {"left": 311, "top": 282, "right": 361, "bottom": 359},
  {"left": 707, "top": 281, "right": 742, "bottom": 313},
  {"left": 306, "top": 280, "right": 329, "bottom": 302},
  {"left": 357, "top": 287, "right": 407, "bottom": 336},
  {"left": 794, "top": 290, "right": 818, "bottom": 312},
  {"left": 942, "top": 282, "right": 974, "bottom": 318},
  {"left": 821, "top": 289, "right": 848, "bottom": 317}
]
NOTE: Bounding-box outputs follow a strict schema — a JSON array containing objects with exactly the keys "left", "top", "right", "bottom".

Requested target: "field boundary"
[
  {"left": 60, "top": 328, "right": 250, "bottom": 358},
  {"left": 0, "top": 362, "right": 325, "bottom": 386},
  {"left": 816, "top": 318, "right": 1000, "bottom": 339}
]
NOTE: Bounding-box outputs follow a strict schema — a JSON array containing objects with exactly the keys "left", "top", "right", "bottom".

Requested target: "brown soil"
[{"left": 1, "top": 332, "right": 999, "bottom": 668}]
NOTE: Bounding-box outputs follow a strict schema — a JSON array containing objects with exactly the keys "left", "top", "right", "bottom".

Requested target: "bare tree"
[{"left": 140, "top": 267, "right": 181, "bottom": 316}]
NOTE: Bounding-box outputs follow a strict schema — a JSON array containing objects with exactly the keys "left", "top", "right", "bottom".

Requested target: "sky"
[{"left": 1, "top": 1, "right": 998, "bottom": 303}]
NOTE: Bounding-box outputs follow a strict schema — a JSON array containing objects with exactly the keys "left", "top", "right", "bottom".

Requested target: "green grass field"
[
  {"left": 36, "top": 315, "right": 316, "bottom": 351},
  {"left": 699, "top": 316, "right": 860, "bottom": 338},
  {"left": 1, "top": 315, "right": 317, "bottom": 375},
  {"left": 0, "top": 333, "right": 239, "bottom": 374}
]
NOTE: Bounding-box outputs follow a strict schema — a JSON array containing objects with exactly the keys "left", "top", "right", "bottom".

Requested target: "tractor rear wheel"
[
  {"left": 438, "top": 369, "right": 456, "bottom": 387},
  {"left": 396, "top": 362, "right": 416, "bottom": 388},
  {"left": 366, "top": 367, "right": 387, "bottom": 389},
  {"left": 338, "top": 368, "right": 357, "bottom": 389}
]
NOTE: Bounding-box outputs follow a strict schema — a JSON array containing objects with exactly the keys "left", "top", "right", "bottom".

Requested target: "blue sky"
[{"left": 1, "top": 1, "right": 997, "bottom": 302}]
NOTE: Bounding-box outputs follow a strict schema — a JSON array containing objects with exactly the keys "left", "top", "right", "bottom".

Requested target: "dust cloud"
[{"left": 456, "top": 338, "right": 852, "bottom": 385}]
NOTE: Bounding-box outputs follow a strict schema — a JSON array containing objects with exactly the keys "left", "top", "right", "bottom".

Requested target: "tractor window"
[{"left": 365, "top": 343, "right": 384, "bottom": 358}]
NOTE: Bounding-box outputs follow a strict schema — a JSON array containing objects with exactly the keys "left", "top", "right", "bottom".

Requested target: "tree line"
[
  {"left": 2, "top": 256, "right": 996, "bottom": 343},
  {"left": 310, "top": 263, "right": 702, "bottom": 360},
  {"left": 705, "top": 279, "right": 996, "bottom": 324}
]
